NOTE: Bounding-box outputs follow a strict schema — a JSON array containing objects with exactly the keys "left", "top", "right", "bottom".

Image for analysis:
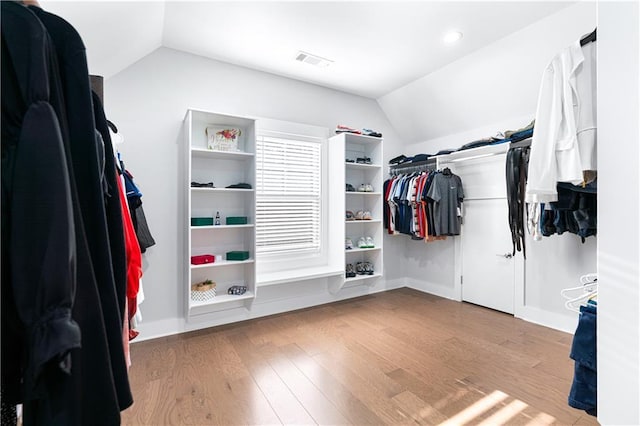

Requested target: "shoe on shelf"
[
  {"left": 345, "top": 263, "right": 356, "bottom": 278},
  {"left": 362, "top": 129, "right": 382, "bottom": 138},
  {"left": 346, "top": 183, "right": 355, "bottom": 192},
  {"left": 364, "top": 184, "right": 373, "bottom": 192},
  {"left": 362, "top": 211, "right": 373, "bottom": 220},
  {"left": 346, "top": 210, "right": 355, "bottom": 221},
  {"left": 355, "top": 157, "right": 372, "bottom": 164},
  {"left": 346, "top": 158, "right": 355, "bottom": 163},
  {"left": 357, "top": 184, "right": 367, "bottom": 192},
  {"left": 345, "top": 238, "right": 354, "bottom": 250},
  {"left": 357, "top": 237, "right": 367, "bottom": 249},
  {"left": 363, "top": 261, "right": 374, "bottom": 275},
  {"left": 355, "top": 262, "right": 365, "bottom": 275},
  {"left": 365, "top": 236, "right": 374, "bottom": 248},
  {"left": 355, "top": 210, "right": 365, "bottom": 220}
]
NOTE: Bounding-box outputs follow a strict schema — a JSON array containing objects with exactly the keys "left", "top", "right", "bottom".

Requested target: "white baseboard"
[
  {"left": 133, "top": 317, "right": 186, "bottom": 342},
  {"left": 515, "top": 305, "right": 578, "bottom": 334},
  {"left": 405, "top": 279, "right": 459, "bottom": 301}
]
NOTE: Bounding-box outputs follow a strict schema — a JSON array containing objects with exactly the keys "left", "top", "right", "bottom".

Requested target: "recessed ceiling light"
[
  {"left": 443, "top": 31, "right": 463, "bottom": 44},
  {"left": 295, "top": 51, "right": 333, "bottom": 68}
]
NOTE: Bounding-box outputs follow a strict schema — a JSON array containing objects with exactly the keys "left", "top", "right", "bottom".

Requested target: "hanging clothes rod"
[{"left": 388, "top": 158, "right": 437, "bottom": 175}]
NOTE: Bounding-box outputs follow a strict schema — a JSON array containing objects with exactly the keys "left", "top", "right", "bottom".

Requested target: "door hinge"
[{"left": 460, "top": 275, "right": 463, "bottom": 285}]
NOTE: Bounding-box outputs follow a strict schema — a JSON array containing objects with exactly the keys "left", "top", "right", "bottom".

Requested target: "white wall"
[
  {"left": 380, "top": 2, "right": 597, "bottom": 332},
  {"left": 597, "top": 2, "right": 640, "bottom": 424},
  {"left": 105, "top": 47, "right": 404, "bottom": 338},
  {"left": 378, "top": 2, "right": 597, "bottom": 145}
]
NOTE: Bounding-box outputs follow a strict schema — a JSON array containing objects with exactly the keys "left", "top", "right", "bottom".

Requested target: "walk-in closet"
[{"left": 2, "top": 1, "right": 638, "bottom": 425}]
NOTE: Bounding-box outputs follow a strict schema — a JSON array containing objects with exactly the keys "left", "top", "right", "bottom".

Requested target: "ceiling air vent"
[{"left": 295, "top": 51, "right": 333, "bottom": 68}]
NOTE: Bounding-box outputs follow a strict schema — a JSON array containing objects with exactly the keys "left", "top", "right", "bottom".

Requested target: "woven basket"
[{"left": 191, "top": 281, "right": 217, "bottom": 302}]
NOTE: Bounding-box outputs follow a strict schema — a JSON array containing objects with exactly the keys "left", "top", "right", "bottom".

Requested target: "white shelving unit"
[
  {"left": 330, "top": 132, "right": 384, "bottom": 292},
  {"left": 183, "top": 109, "right": 257, "bottom": 318}
]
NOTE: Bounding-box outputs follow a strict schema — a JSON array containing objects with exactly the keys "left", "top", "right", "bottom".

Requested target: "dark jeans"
[{"left": 568, "top": 303, "right": 597, "bottom": 416}]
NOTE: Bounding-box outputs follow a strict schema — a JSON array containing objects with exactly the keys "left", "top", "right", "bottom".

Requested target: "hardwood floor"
[{"left": 122, "top": 288, "right": 599, "bottom": 425}]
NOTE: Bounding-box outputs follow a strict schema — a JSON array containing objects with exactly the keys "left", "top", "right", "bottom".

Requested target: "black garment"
[
  {"left": 1, "top": 3, "right": 81, "bottom": 423},
  {"left": 3, "top": 4, "right": 131, "bottom": 424},
  {"left": 506, "top": 144, "right": 530, "bottom": 257},
  {"left": 29, "top": 7, "right": 133, "bottom": 417},
  {"left": 92, "top": 91, "right": 128, "bottom": 317}
]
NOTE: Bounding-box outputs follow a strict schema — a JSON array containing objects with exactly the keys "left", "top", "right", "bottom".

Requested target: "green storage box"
[
  {"left": 226, "top": 216, "right": 248, "bottom": 225},
  {"left": 226, "top": 251, "right": 250, "bottom": 261},
  {"left": 191, "top": 217, "right": 213, "bottom": 226}
]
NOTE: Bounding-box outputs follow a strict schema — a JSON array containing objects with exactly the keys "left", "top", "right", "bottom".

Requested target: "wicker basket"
[{"left": 191, "top": 281, "right": 217, "bottom": 302}]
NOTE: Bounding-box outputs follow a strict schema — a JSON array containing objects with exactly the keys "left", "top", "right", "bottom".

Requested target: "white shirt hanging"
[{"left": 525, "top": 37, "right": 597, "bottom": 204}]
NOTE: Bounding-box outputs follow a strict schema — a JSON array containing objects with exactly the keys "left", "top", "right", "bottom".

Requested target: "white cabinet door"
[{"left": 461, "top": 198, "right": 515, "bottom": 314}]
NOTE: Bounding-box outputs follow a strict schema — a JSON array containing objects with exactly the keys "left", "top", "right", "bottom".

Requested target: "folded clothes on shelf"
[
  {"left": 335, "top": 124, "right": 382, "bottom": 137},
  {"left": 226, "top": 182, "right": 252, "bottom": 189},
  {"left": 191, "top": 181, "right": 215, "bottom": 188}
]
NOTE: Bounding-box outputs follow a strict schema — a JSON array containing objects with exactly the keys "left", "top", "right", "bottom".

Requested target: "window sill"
[{"left": 257, "top": 266, "right": 343, "bottom": 287}]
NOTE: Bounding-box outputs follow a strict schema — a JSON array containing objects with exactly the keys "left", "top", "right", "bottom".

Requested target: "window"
[{"left": 256, "top": 133, "right": 323, "bottom": 256}]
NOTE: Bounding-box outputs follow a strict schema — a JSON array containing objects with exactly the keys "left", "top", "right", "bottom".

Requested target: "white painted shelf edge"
[
  {"left": 189, "top": 292, "right": 255, "bottom": 308},
  {"left": 346, "top": 247, "right": 381, "bottom": 253},
  {"left": 345, "top": 219, "right": 382, "bottom": 224},
  {"left": 191, "top": 187, "right": 254, "bottom": 193},
  {"left": 190, "top": 259, "right": 255, "bottom": 269},
  {"left": 345, "top": 162, "right": 382, "bottom": 169},
  {"left": 345, "top": 191, "right": 382, "bottom": 196},
  {"left": 191, "top": 224, "right": 254, "bottom": 230},
  {"left": 191, "top": 148, "right": 254, "bottom": 159},
  {"left": 344, "top": 273, "right": 382, "bottom": 283}
]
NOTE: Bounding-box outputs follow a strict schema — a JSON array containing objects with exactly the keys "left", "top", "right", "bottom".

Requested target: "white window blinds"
[{"left": 256, "top": 134, "right": 322, "bottom": 254}]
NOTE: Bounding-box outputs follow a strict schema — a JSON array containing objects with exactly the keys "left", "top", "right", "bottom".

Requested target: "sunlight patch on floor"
[{"left": 438, "top": 390, "right": 509, "bottom": 426}]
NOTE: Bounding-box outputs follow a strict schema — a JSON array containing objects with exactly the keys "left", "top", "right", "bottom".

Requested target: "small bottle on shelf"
[{"left": 215, "top": 211, "right": 221, "bottom": 226}]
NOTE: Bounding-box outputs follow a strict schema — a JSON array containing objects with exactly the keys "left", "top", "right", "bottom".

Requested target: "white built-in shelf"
[
  {"left": 191, "top": 224, "right": 254, "bottom": 230},
  {"left": 191, "top": 187, "right": 254, "bottom": 193},
  {"left": 346, "top": 247, "right": 381, "bottom": 254},
  {"left": 190, "top": 259, "right": 255, "bottom": 269},
  {"left": 343, "top": 133, "right": 383, "bottom": 143},
  {"left": 191, "top": 148, "right": 254, "bottom": 160},
  {"left": 344, "top": 273, "right": 382, "bottom": 283},
  {"left": 346, "top": 191, "right": 382, "bottom": 196},
  {"left": 346, "top": 219, "right": 382, "bottom": 224},
  {"left": 190, "top": 292, "right": 255, "bottom": 308},
  {"left": 345, "top": 162, "right": 382, "bottom": 170}
]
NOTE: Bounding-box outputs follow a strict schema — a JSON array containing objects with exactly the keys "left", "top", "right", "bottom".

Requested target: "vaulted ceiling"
[{"left": 42, "top": 1, "right": 573, "bottom": 99}]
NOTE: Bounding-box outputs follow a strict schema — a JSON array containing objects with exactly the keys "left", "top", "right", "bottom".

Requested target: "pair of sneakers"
[
  {"left": 354, "top": 210, "right": 372, "bottom": 220},
  {"left": 356, "top": 157, "right": 372, "bottom": 164},
  {"left": 355, "top": 261, "right": 374, "bottom": 275},
  {"left": 345, "top": 263, "right": 357, "bottom": 278},
  {"left": 357, "top": 237, "right": 375, "bottom": 248},
  {"left": 357, "top": 184, "right": 374, "bottom": 192}
]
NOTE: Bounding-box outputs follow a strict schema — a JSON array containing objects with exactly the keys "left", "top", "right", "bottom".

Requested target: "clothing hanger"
[
  {"left": 561, "top": 273, "right": 598, "bottom": 312},
  {"left": 580, "top": 28, "right": 597, "bottom": 46},
  {"left": 107, "top": 119, "right": 118, "bottom": 134},
  {"left": 442, "top": 167, "right": 452, "bottom": 176}
]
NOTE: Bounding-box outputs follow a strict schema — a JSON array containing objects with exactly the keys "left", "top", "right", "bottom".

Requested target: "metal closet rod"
[{"left": 388, "top": 159, "right": 437, "bottom": 175}]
